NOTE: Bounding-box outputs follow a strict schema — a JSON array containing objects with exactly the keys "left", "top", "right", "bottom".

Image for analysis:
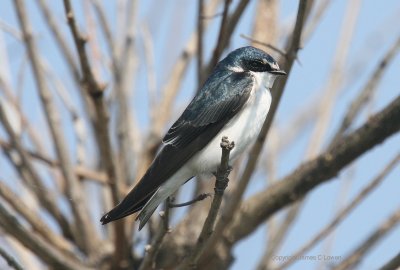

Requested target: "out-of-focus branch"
[
  {"left": 0, "top": 93, "right": 73, "bottom": 242},
  {"left": 332, "top": 208, "right": 400, "bottom": 270},
  {"left": 240, "top": 34, "right": 286, "bottom": 56},
  {"left": 0, "top": 139, "right": 108, "bottom": 184},
  {"left": 0, "top": 181, "right": 76, "bottom": 257},
  {"left": 275, "top": 153, "right": 400, "bottom": 270},
  {"left": 227, "top": 94, "right": 400, "bottom": 244},
  {"left": 178, "top": 137, "right": 234, "bottom": 270},
  {"left": 0, "top": 203, "right": 91, "bottom": 270},
  {"left": 14, "top": 0, "right": 97, "bottom": 254},
  {"left": 0, "top": 245, "right": 23, "bottom": 270},
  {"left": 330, "top": 34, "right": 400, "bottom": 147},
  {"left": 197, "top": 0, "right": 205, "bottom": 88},
  {"left": 201, "top": 1, "right": 310, "bottom": 262},
  {"left": 36, "top": 0, "right": 80, "bottom": 83},
  {"left": 63, "top": 0, "right": 128, "bottom": 266},
  {"left": 378, "top": 251, "right": 400, "bottom": 270}
]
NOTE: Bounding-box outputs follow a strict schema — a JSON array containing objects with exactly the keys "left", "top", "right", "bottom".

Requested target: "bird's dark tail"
[{"left": 100, "top": 191, "right": 155, "bottom": 225}]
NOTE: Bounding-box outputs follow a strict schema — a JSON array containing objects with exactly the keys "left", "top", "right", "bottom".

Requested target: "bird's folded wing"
[{"left": 100, "top": 71, "right": 254, "bottom": 224}]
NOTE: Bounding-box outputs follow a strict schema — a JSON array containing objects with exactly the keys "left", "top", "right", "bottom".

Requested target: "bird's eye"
[{"left": 247, "top": 60, "right": 270, "bottom": 72}]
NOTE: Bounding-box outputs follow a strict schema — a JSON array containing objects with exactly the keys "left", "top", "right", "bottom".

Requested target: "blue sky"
[{"left": 1, "top": 0, "right": 400, "bottom": 269}]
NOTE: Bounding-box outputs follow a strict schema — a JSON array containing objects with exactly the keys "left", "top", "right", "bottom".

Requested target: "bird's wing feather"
[{"left": 100, "top": 71, "right": 254, "bottom": 224}]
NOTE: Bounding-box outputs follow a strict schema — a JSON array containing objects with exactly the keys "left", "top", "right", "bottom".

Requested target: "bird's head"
[{"left": 221, "top": 46, "right": 286, "bottom": 76}]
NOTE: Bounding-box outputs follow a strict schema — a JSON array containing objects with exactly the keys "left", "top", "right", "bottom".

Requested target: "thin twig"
[
  {"left": 168, "top": 193, "right": 212, "bottom": 208},
  {"left": 36, "top": 0, "right": 80, "bottom": 83},
  {"left": 275, "top": 153, "right": 400, "bottom": 270},
  {"left": 177, "top": 136, "right": 234, "bottom": 270},
  {"left": 0, "top": 139, "right": 108, "bottom": 184},
  {"left": 240, "top": 34, "right": 286, "bottom": 56},
  {"left": 0, "top": 246, "right": 24, "bottom": 270}
]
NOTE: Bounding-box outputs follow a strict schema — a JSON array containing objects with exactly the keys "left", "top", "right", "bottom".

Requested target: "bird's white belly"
[{"left": 188, "top": 87, "right": 272, "bottom": 173}]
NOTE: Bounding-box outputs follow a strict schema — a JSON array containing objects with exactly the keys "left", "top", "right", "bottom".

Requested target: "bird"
[{"left": 100, "top": 46, "right": 286, "bottom": 230}]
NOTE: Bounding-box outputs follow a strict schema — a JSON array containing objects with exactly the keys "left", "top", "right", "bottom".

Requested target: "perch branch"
[{"left": 178, "top": 136, "right": 234, "bottom": 269}]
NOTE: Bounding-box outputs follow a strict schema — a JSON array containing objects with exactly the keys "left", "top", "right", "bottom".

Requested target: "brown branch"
[
  {"left": 197, "top": 0, "right": 205, "bottom": 88},
  {"left": 275, "top": 153, "right": 400, "bottom": 270},
  {"left": 178, "top": 136, "right": 235, "bottom": 270},
  {"left": 226, "top": 93, "right": 400, "bottom": 244},
  {"left": 332, "top": 208, "right": 400, "bottom": 270},
  {"left": 378, "top": 251, "right": 400, "bottom": 270},
  {"left": 0, "top": 139, "right": 108, "bottom": 184},
  {"left": 0, "top": 94, "right": 73, "bottom": 243},
  {"left": 0, "top": 181, "right": 76, "bottom": 258},
  {"left": 14, "top": 0, "right": 98, "bottom": 254},
  {"left": 0, "top": 245, "right": 24, "bottom": 270},
  {"left": 36, "top": 0, "right": 80, "bottom": 83},
  {"left": 0, "top": 203, "right": 91, "bottom": 270},
  {"left": 62, "top": 0, "right": 128, "bottom": 266}
]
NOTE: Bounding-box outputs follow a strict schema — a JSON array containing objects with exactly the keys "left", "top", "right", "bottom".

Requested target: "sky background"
[{"left": 1, "top": 0, "right": 400, "bottom": 269}]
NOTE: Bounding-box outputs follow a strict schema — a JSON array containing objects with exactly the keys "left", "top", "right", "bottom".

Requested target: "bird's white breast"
[{"left": 188, "top": 72, "right": 274, "bottom": 173}]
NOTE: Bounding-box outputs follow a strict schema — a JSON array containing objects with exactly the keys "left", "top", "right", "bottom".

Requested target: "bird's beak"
[{"left": 270, "top": 69, "right": 287, "bottom": 76}]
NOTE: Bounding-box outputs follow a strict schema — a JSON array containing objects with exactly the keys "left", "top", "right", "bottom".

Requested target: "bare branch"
[
  {"left": 14, "top": 0, "right": 98, "bottom": 253},
  {"left": 0, "top": 245, "right": 24, "bottom": 270},
  {"left": 0, "top": 203, "right": 91, "bottom": 270},
  {"left": 240, "top": 34, "right": 286, "bottom": 57},
  {"left": 178, "top": 136, "right": 235, "bottom": 269},
  {"left": 168, "top": 193, "right": 212, "bottom": 208},
  {"left": 0, "top": 94, "right": 73, "bottom": 242},
  {"left": 378, "top": 251, "right": 400, "bottom": 270},
  {"left": 197, "top": 0, "right": 205, "bottom": 88},
  {"left": 0, "top": 181, "right": 76, "bottom": 257}
]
